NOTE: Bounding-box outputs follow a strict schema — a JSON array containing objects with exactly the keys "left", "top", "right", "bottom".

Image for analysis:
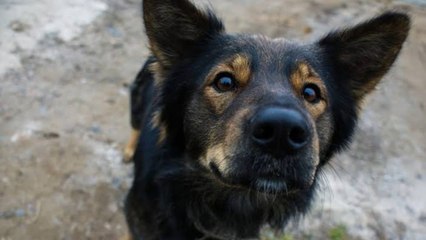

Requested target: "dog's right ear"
[
  {"left": 143, "top": 0, "right": 224, "bottom": 68},
  {"left": 318, "top": 12, "right": 410, "bottom": 103}
]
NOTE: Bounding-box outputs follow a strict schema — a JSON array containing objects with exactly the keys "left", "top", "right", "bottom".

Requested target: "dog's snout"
[{"left": 251, "top": 107, "right": 310, "bottom": 154}]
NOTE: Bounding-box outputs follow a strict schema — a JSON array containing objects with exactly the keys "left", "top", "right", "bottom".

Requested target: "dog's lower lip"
[
  {"left": 255, "top": 178, "right": 288, "bottom": 192},
  {"left": 254, "top": 178, "right": 306, "bottom": 194}
]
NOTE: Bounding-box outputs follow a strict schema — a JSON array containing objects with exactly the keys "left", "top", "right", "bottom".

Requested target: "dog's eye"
[
  {"left": 302, "top": 84, "right": 321, "bottom": 103},
  {"left": 213, "top": 73, "right": 237, "bottom": 92}
]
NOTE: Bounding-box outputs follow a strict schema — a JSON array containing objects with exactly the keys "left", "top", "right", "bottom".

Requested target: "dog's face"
[
  {"left": 143, "top": 0, "right": 409, "bottom": 194},
  {"left": 183, "top": 41, "right": 332, "bottom": 193}
]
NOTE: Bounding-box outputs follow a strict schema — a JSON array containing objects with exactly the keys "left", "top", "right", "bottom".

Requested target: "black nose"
[{"left": 251, "top": 107, "right": 310, "bottom": 154}]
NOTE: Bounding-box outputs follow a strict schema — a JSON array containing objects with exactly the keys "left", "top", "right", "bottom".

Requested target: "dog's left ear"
[
  {"left": 318, "top": 12, "right": 410, "bottom": 102},
  {"left": 143, "top": 0, "right": 225, "bottom": 68}
]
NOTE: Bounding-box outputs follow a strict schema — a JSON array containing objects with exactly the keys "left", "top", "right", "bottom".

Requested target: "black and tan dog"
[{"left": 122, "top": 1, "right": 410, "bottom": 239}]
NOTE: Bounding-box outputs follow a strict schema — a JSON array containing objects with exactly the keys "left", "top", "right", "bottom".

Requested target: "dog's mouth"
[
  {"left": 251, "top": 175, "right": 313, "bottom": 194},
  {"left": 208, "top": 161, "right": 314, "bottom": 194},
  {"left": 253, "top": 178, "right": 291, "bottom": 193}
]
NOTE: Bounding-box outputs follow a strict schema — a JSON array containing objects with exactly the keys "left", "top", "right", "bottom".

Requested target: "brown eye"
[
  {"left": 213, "top": 73, "right": 237, "bottom": 92},
  {"left": 302, "top": 84, "right": 321, "bottom": 103}
]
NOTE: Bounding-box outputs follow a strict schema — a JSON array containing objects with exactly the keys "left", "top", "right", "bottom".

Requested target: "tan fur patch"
[
  {"left": 308, "top": 100, "right": 327, "bottom": 120},
  {"left": 151, "top": 110, "right": 167, "bottom": 145},
  {"left": 148, "top": 40, "right": 174, "bottom": 69},
  {"left": 290, "top": 62, "right": 315, "bottom": 94},
  {"left": 306, "top": 115, "right": 322, "bottom": 186},
  {"left": 123, "top": 128, "right": 141, "bottom": 163},
  {"left": 310, "top": 126, "right": 321, "bottom": 167},
  {"left": 148, "top": 61, "right": 166, "bottom": 88},
  {"left": 290, "top": 62, "right": 328, "bottom": 120},
  {"left": 230, "top": 55, "right": 251, "bottom": 85},
  {"left": 203, "top": 54, "right": 251, "bottom": 114},
  {"left": 204, "top": 143, "right": 228, "bottom": 172},
  {"left": 204, "top": 54, "right": 251, "bottom": 86}
]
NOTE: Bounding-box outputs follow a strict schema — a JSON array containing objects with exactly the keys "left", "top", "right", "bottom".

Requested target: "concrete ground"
[{"left": 0, "top": 0, "right": 425, "bottom": 239}]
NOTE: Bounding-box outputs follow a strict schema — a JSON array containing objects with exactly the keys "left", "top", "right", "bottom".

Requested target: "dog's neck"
[{"left": 154, "top": 159, "right": 317, "bottom": 239}]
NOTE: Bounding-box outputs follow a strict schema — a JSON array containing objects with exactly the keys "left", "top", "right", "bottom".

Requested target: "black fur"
[{"left": 124, "top": 1, "right": 410, "bottom": 239}]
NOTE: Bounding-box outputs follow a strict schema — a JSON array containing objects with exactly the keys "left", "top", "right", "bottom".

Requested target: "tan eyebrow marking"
[
  {"left": 230, "top": 54, "right": 251, "bottom": 85},
  {"left": 205, "top": 54, "right": 251, "bottom": 87},
  {"left": 290, "top": 62, "right": 313, "bottom": 92}
]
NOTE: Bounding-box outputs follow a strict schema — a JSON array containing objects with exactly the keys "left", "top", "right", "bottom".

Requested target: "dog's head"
[{"left": 143, "top": 0, "right": 409, "bottom": 194}]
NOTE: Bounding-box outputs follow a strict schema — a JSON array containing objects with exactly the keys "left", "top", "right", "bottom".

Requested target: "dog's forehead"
[{"left": 222, "top": 34, "right": 309, "bottom": 71}]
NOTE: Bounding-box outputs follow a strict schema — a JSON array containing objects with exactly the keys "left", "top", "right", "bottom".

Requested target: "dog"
[{"left": 122, "top": 0, "right": 410, "bottom": 239}]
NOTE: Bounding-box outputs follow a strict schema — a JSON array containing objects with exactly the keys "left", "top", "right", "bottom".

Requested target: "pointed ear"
[
  {"left": 143, "top": 0, "right": 225, "bottom": 67},
  {"left": 319, "top": 12, "right": 410, "bottom": 102}
]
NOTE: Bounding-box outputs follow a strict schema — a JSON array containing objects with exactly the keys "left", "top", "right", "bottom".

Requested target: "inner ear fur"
[
  {"left": 143, "top": 0, "right": 225, "bottom": 67},
  {"left": 319, "top": 12, "right": 410, "bottom": 101}
]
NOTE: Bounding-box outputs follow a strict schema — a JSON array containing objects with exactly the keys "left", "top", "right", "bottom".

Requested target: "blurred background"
[{"left": 0, "top": 0, "right": 425, "bottom": 239}]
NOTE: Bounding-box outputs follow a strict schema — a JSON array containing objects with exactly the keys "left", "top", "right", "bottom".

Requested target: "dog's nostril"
[
  {"left": 252, "top": 124, "right": 274, "bottom": 142},
  {"left": 289, "top": 126, "right": 307, "bottom": 145}
]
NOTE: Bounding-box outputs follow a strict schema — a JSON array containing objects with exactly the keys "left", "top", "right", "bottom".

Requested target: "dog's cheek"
[
  {"left": 184, "top": 97, "right": 220, "bottom": 159},
  {"left": 315, "top": 112, "right": 334, "bottom": 161},
  {"left": 202, "top": 108, "right": 252, "bottom": 175},
  {"left": 302, "top": 114, "right": 332, "bottom": 185},
  {"left": 223, "top": 108, "right": 251, "bottom": 144},
  {"left": 203, "top": 88, "right": 235, "bottom": 115}
]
